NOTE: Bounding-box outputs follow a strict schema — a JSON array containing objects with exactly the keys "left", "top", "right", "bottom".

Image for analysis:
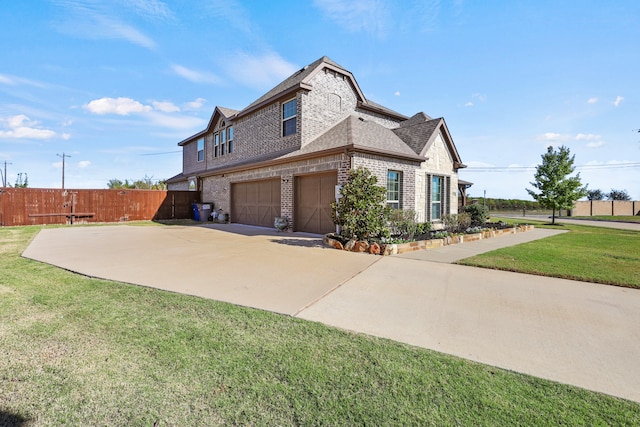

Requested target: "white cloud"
[
  {"left": 152, "top": 100, "right": 180, "bottom": 113},
  {"left": 123, "top": 0, "right": 174, "bottom": 21},
  {"left": 586, "top": 141, "right": 605, "bottom": 148},
  {"left": 313, "top": 0, "right": 389, "bottom": 38},
  {"left": 83, "top": 96, "right": 206, "bottom": 130},
  {"left": 0, "top": 114, "right": 57, "bottom": 140},
  {"left": 394, "top": 91, "right": 400, "bottom": 96},
  {"left": 0, "top": 73, "right": 47, "bottom": 87},
  {"left": 465, "top": 93, "right": 486, "bottom": 107},
  {"left": 84, "top": 97, "right": 152, "bottom": 115},
  {"left": 472, "top": 93, "right": 487, "bottom": 102},
  {"left": 171, "top": 64, "right": 221, "bottom": 84},
  {"left": 62, "top": 133, "right": 71, "bottom": 140},
  {"left": 146, "top": 112, "right": 206, "bottom": 130},
  {"left": 78, "top": 160, "right": 91, "bottom": 168},
  {"left": 184, "top": 98, "right": 206, "bottom": 110},
  {"left": 587, "top": 97, "right": 598, "bottom": 104},
  {"left": 613, "top": 95, "right": 624, "bottom": 107},
  {"left": 537, "top": 132, "right": 571, "bottom": 141},
  {"left": 224, "top": 51, "right": 298, "bottom": 90},
  {"left": 575, "top": 133, "right": 601, "bottom": 141},
  {"left": 52, "top": 0, "right": 156, "bottom": 49},
  {"left": 204, "top": 0, "right": 253, "bottom": 36},
  {"left": 539, "top": 132, "right": 606, "bottom": 148}
]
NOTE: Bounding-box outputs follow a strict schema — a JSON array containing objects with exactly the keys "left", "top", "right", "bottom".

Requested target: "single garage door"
[
  {"left": 231, "top": 179, "right": 281, "bottom": 228},
  {"left": 295, "top": 172, "right": 337, "bottom": 234}
]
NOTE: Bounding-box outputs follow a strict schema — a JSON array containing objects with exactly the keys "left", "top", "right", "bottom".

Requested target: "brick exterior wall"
[
  {"left": 301, "top": 69, "right": 359, "bottom": 145},
  {"left": 352, "top": 153, "right": 418, "bottom": 214},
  {"left": 182, "top": 139, "right": 201, "bottom": 176},
  {"left": 416, "top": 131, "right": 459, "bottom": 222},
  {"left": 201, "top": 153, "right": 349, "bottom": 230},
  {"left": 175, "top": 61, "right": 462, "bottom": 232}
]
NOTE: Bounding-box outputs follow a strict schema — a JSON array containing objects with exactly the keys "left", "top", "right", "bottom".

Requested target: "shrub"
[
  {"left": 463, "top": 204, "right": 489, "bottom": 227},
  {"left": 331, "top": 167, "right": 391, "bottom": 241},
  {"left": 443, "top": 213, "right": 472, "bottom": 233},
  {"left": 415, "top": 222, "right": 432, "bottom": 236},
  {"left": 389, "top": 209, "right": 418, "bottom": 241}
]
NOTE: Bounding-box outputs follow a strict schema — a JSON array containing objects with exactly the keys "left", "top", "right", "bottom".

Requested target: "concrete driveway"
[{"left": 22, "top": 223, "right": 640, "bottom": 403}]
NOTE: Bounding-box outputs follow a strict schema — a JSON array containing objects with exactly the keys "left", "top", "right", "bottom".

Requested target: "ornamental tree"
[
  {"left": 331, "top": 167, "right": 391, "bottom": 241},
  {"left": 527, "top": 145, "right": 587, "bottom": 224}
]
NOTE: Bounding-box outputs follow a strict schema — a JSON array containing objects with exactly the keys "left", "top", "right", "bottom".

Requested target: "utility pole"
[
  {"left": 1, "top": 161, "right": 11, "bottom": 187},
  {"left": 57, "top": 152, "right": 71, "bottom": 189}
]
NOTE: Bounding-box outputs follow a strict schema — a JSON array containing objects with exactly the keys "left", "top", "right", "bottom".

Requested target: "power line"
[
  {"left": 466, "top": 163, "right": 640, "bottom": 172},
  {"left": 139, "top": 151, "right": 181, "bottom": 156}
]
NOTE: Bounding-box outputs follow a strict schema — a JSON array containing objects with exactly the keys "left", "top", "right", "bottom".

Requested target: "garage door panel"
[
  {"left": 231, "top": 179, "right": 281, "bottom": 228},
  {"left": 295, "top": 172, "right": 337, "bottom": 234}
]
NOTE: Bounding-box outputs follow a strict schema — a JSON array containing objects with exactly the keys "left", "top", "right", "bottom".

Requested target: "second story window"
[
  {"left": 197, "top": 137, "right": 204, "bottom": 162},
  {"left": 282, "top": 98, "right": 297, "bottom": 137},
  {"left": 228, "top": 127, "right": 234, "bottom": 154},
  {"left": 214, "top": 133, "right": 219, "bottom": 158},
  {"left": 220, "top": 127, "right": 226, "bottom": 156}
]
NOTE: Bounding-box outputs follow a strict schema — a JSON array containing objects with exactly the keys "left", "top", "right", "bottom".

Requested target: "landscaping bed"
[{"left": 324, "top": 224, "right": 535, "bottom": 256}]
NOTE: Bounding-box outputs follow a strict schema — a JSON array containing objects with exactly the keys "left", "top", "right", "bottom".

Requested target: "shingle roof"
[
  {"left": 392, "top": 113, "right": 442, "bottom": 155},
  {"left": 242, "top": 56, "right": 348, "bottom": 112},
  {"left": 239, "top": 56, "right": 407, "bottom": 120},
  {"left": 217, "top": 107, "right": 239, "bottom": 119},
  {"left": 283, "top": 114, "right": 422, "bottom": 161}
]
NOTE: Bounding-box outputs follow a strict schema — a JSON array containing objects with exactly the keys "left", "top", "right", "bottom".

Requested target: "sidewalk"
[{"left": 504, "top": 215, "right": 640, "bottom": 231}]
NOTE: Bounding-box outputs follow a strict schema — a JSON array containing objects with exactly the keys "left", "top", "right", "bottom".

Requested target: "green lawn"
[
  {"left": 459, "top": 219, "right": 640, "bottom": 288},
  {"left": 1, "top": 226, "right": 639, "bottom": 425},
  {"left": 571, "top": 215, "right": 640, "bottom": 223}
]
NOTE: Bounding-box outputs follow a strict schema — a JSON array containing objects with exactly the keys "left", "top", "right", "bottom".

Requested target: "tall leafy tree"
[
  {"left": 527, "top": 145, "right": 587, "bottom": 224},
  {"left": 607, "top": 189, "right": 631, "bottom": 201},
  {"left": 586, "top": 189, "right": 605, "bottom": 200}
]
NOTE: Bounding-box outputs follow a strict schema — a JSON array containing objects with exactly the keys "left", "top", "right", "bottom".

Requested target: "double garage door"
[{"left": 230, "top": 172, "right": 337, "bottom": 234}]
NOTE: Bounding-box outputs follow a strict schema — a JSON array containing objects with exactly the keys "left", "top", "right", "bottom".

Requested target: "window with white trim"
[
  {"left": 228, "top": 126, "right": 233, "bottom": 154},
  {"left": 282, "top": 98, "right": 297, "bottom": 137},
  {"left": 197, "top": 137, "right": 204, "bottom": 162},
  {"left": 387, "top": 170, "right": 401, "bottom": 209},
  {"left": 220, "top": 126, "right": 226, "bottom": 156},
  {"left": 214, "top": 133, "right": 219, "bottom": 158},
  {"left": 431, "top": 175, "right": 443, "bottom": 220}
]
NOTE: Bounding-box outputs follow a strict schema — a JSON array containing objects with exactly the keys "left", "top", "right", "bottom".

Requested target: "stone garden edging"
[{"left": 323, "top": 225, "right": 535, "bottom": 256}]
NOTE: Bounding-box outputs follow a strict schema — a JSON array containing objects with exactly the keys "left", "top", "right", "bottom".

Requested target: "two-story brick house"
[{"left": 167, "top": 56, "right": 466, "bottom": 234}]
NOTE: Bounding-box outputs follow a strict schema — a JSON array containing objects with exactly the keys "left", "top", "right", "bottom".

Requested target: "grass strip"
[
  {"left": 459, "top": 219, "right": 640, "bottom": 288},
  {"left": 1, "top": 225, "right": 639, "bottom": 425},
  {"left": 570, "top": 215, "right": 640, "bottom": 223}
]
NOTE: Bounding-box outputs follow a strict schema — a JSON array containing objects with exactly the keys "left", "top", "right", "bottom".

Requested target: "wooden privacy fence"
[{"left": 0, "top": 188, "right": 200, "bottom": 226}]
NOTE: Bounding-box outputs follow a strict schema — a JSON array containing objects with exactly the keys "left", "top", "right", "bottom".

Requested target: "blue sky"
[{"left": 1, "top": 0, "right": 639, "bottom": 199}]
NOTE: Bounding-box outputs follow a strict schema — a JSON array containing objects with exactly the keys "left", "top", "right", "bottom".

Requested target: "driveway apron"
[{"left": 22, "top": 224, "right": 378, "bottom": 315}]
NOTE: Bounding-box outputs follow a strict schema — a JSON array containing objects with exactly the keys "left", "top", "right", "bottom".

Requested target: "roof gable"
[
  {"left": 393, "top": 113, "right": 465, "bottom": 168},
  {"left": 237, "top": 56, "right": 406, "bottom": 120},
  {"left": 177, "top": 106, "right": 238, "bottom": 146},
  {"left": 291, "top": 114, "right": 422, "bottom": 161}
]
